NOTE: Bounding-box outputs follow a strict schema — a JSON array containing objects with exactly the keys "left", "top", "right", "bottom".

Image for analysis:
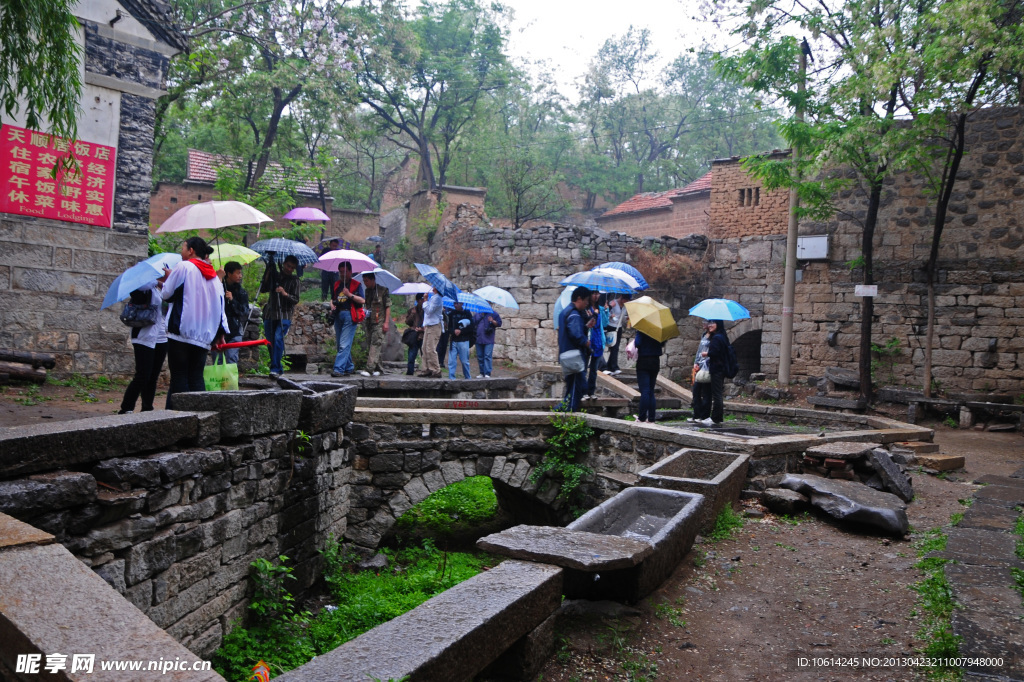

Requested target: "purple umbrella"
[{"left": 283, "top": 206, "right": 331, "bottom": 222}]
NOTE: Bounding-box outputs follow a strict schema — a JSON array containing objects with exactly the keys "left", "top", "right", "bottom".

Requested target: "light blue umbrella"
[
  {"left": 443, "top": 291, "right": 494, "bottom": 314},
  {"left": 101, "top": 253, "right": 182, "bottom": 309},
  {"left": 414, "top": 263, "right": 461, "bottom": 300},
  {"left": 552, "top": 285, "right": 576, "bottom": 331},
  {"left": 595, "top": 261, "right": 649, "bottom": 290},
  {"left": 473, "top": 285, "right": 519, "bottom": 310},
  {"left": 354, "top": 267, "right": 402, "bottom": 292},
  {"left": 688, "top": 298, "right": 751, "bottom": 321},
  {"left": 560, "top": 268, "right": 640, "bottom": 294},
  {"left": 250, "top": 238, "right": 319, "bottom": 266}
]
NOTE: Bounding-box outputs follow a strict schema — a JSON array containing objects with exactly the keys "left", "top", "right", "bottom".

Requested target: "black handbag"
[
  {"left": 402, "top": 328, "right": 419, "bottom": 346},
  {"left": 120, "top": 302, "right": 158, "bottom": 328}
]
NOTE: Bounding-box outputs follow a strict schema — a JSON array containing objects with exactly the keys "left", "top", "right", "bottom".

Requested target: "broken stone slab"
[
  {"left": 0, "top": 471, "right": 97, "bottom": 518},
  {"left": 986, "top": 422, "right": 1018, "bottom": 432},
  {"left": 779, "top": 474, "right": 909, "bottom": 536},
  {"left": 958, "top": 499, "right": 1023, "bottom": 533},
  {"left": 915, "top": 453, "right": 965, "bottom": 471},
  {"left": 951, "top": 610, "right": 1024, "bottom": 680},
  {"left": 875, "top": 387, "right": 926, "bottom": 404},
  {"left": 171, "top": 390, "right": 303, "bottom": 438},
  {"left": 825, "top": 367, "right": 860, "bottom": 390},
  {"left": 870, "top": 449, "right": 914, "bottom": 502},
  {"left": 0, "top": 512, "right": 54, "bottom": 549},
  {"left": 894, "top": 441, "right": 940, "bottom": 453},
  {"left": 297, "top": 384, "right": 357, "bottom": 433},
  {"left": 805, "top": 442, "right": 882, "bottom": 461},
  {"left": 887, "top": 449, "right": 917, "bottom": 466},
  {"left": 762, "top": 488, "right": 809, "bottom": 515},
  {"left": 477, "top": 525, "right": 653, "bottom": 571}
]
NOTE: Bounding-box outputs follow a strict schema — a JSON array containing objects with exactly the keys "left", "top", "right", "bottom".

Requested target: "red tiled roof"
[
  {"left": 187, "top": 149, "right": 323, "bottom": 197},
  {"left": 599, "top": 171, "right": 712, "bottom": 219}
]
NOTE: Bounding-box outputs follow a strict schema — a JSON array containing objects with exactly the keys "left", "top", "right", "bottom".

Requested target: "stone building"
[
  {"left": 596, "top": 172, "right": 711, "bottom": 239},
  {"left": 0, "top": 0, "right": 187, "bottom": 375}
]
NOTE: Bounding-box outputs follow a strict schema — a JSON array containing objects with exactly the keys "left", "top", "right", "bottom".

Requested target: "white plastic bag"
[{"left": 625, "top": 337, "right": 638, "bottom": 361}]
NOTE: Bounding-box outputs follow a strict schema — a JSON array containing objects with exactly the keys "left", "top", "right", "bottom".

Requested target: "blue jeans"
[
  {"left": 560, "top": 370, "right": 585, "bottom": 412},
  {"left": 477, "top": 343, "right": 493, "bottom": 376},
  {"left": 448, "top": 340, "right": 471, "bottom": 379},
  {"left": 333, "top": 311, "right": 357, "bottom": 374},
  {"left": 637, "top": 368, "right": 658, "bottom": 422},
  {"left": 212, "top": 334, "right": 242, "bottom": 366},
  {"left": 407, "top": 341, "right": 421, "bottom": 374},
  {"left": 264, "top": 319, "right": 291, "bottom": 375}
]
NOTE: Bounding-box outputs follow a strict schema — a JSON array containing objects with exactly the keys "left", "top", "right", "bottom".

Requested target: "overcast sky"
[{"left": 501, "top": 0, "right": 737, "bottom": 100}]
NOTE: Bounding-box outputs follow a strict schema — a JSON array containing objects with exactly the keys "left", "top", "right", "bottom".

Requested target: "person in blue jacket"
[
  {"left": 704, "top": 319, "right": 729, "bottom": 425},
  {"left": 557, "top": 287, "right": 591, "bottom": 412},
  {"left": 473, "top": 309, "right": 502, "bottom": 378}
]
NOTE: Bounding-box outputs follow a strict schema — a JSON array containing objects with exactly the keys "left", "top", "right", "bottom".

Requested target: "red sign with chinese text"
[{"left": 0, "top": 124, "right": 117, "bottom": 228}]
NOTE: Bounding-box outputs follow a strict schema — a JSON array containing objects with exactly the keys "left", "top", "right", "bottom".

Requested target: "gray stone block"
[
  {"left": 92, "top": 457, "right": 162, "bottom": 489},
  {"left": 870, "top": 449, "right": 914, "bottom": 502},
  {"left": 297, "top": 385, "right": 357, "bottom": 434},
  {"left": 762, "top": 488, "right": 809, "bottom": 515},
  {"left": 780, "top": 474, "right": 908, "bottom": 535},
  {"left": 170, "top": 390, "right": 303, "bottom": 438},
  {"left": 0, "top": 471, "right": 97, "bottom": 517}
]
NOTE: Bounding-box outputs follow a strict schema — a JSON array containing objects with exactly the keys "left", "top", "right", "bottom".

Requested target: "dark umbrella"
[
  {"left": 250, "top": 238, "right": 319, "bottom": 266},
  {"left": 414, "top": 263, "right": 460, "bottom": 300}
]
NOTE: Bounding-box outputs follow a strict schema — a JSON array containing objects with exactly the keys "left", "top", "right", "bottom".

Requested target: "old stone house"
[
  {"left": 0, "top": 0, "right": 187, "bottom": 375},
  {"left": 595, "top": 172, "right": 711, "bottom": 239}
]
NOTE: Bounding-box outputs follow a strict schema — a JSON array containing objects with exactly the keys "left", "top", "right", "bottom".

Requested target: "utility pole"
[{"left": 778, "top": 38, "right": 810, "bottom": 386}]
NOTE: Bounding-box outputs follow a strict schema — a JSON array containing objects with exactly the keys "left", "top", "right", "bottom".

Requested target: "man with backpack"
[{"left": 703, "top": 319, "right": 737, "bottom": 425}]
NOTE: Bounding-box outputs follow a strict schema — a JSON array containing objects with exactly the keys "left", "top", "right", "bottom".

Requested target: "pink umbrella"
[
  {"left": 313, "top": 248, "right": 378, "bottom": 273},
  {"left": 283, "top": 206, "right": 330, "bottom": 222},
  {"left": 155, "top": 200, "right": 273, "bottom": 233}
]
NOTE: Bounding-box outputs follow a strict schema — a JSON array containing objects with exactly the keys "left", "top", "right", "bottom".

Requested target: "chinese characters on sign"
[{"left": 0, "top": 124, "right": 117, "bottom": 228}]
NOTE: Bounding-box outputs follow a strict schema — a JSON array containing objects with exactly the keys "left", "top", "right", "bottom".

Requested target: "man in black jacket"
[
  {"left": 446, "top": 301, "right": 475, "bottom": 379},
  {"left": 213, "top": 260, "right": 249, "bottom": 365}
]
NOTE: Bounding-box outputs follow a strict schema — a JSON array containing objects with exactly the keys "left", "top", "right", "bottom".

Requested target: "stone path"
[{"left": 935, "top": 466, "right": 1024, "bottom": 681}]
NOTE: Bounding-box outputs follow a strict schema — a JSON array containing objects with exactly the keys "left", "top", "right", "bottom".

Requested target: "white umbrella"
[
  {"left": 353, "top": 267, "right": 402, "bottom": 291},
  {"left": 313, "top": 249, "right": 378, "bottom": 273},
  {"left": 392, "top": 282, "right": 432, "bottom": 295},
  {"left": 155, "top": 200, "right": 273, "bottom": 233},
  {"left": 473, "top": 286, "right": 520, "bottom": 310}
]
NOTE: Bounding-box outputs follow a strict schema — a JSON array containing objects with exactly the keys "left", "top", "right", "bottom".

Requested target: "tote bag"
[{"left": 204, "top": 355, "right": 239, "bottom": 392}]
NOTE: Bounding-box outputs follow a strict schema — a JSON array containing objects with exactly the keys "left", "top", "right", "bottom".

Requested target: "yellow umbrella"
[
  {"left": 209, "top": 243, "right": 260, "bottom": 270},
  {"left": 624, "top": 296, "right": 680, "bottom": 343}
]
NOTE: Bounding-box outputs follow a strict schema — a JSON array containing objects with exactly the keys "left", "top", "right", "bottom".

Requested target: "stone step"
[
  {"left": 916, "top": 453, "right": 966, "bottom": 471},
  {"left": 893, "top": 441, "right": 940, "bottom": 453},
  {"left": 806, "top": 395, "right": 867, "bottom": 410}
]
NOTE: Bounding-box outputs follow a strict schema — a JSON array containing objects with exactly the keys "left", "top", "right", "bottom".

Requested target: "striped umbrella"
[
  {"left": 249, "top": 238, "right": 319, "bottom": 266},
  {"left": 595, "top": 261, "right": 649, "bottom": 290},
  {"left": 414, "top": 263, "right": 461, "bottom": 300},
  {"left": 560, "top": 268, "right": 640, "bottom": 294},
  {"left": 443, "top": 291, "right": 495, "bottom": 314}
]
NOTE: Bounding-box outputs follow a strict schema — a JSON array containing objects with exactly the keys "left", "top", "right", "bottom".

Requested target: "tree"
[
  {"left": 718, "top": 0, "right": 929, "bottom": 401},
  {"left": 0, "top": 0, "right": 81, "bottom": 144},
  {"left": 351, "top": 0, "right": 511, "bottom": 190}
]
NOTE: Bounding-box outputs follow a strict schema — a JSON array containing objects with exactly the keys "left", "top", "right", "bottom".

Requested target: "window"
[
  {"left": 738, "top": 187, "right": 760, "bottom": 207},
  {"left": 170, "top": 197, "right": 177, "bottom": 204}
]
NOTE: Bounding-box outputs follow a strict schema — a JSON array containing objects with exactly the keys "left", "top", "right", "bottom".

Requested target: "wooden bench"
[{"left": 960, "top": 401, "right": 1024, "bottom": 430}]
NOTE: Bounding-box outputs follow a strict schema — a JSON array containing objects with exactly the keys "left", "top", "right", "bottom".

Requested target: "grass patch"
[
  {"left": 213, "top": 542, "right": 494, "bottom": 681},
  {"left": 911, "top": 528, "right": 961, "bottom": 679},
  {"left": 1015, "top": 510, "right": 1024, "bottom": 560},
  {"left": 1011, "top": 567, "right": 1024, "bottom": 604},
  {"left": 11, "top": 384, "right": 50, "bottom": 406},
  {"left": 49, "top": 373, "right": 126, "bottom": 391},
  {"left": 394, "top": 476, "right": 498, "bottom": 536},
  {"left": 707, "top": 505, "right": 745, "bottom": 541}
]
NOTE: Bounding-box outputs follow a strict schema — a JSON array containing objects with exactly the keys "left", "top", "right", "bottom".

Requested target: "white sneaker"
[
  {"left": 613, "top": 370, "right": 622, "bottom": 375},
  {"left": 686, "top": 417, "right": 697, "bottom": 423},
  {"left": 476, "top": 374, "right": 484, "bottom": 379},
  {"left": 602, "top": 370, "right": 613, "bottom": 375},
  {"left": 372, "top": 371, "right": 381, "bottom": 376},
  {"left": 484, "top": 374, "right": 491, "bottom": 378},
  {"left": 700, "top": 418, "right": 714, "bottom": 426},
  {"left": 358, "top": 371, "right": 371, "bottom": 377}
]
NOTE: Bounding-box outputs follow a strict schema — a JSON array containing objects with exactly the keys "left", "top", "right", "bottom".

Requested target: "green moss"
[
  {"left": 911, "top": 528, "right": 961, "bottom": 679},
  {"left": 707, "top": 505, "right": 745, "bottom": 541},
  {"left": 395, "top": 476, "right": 498, "bottom": 534}
]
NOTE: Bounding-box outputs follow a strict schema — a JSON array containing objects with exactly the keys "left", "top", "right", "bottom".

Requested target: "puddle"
[{"left": 619, "top": 513, "right": 671, "bottom": 542}]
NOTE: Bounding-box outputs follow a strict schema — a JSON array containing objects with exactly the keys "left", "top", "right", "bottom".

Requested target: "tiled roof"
[
  {"left": 118, "top": 0, "right": 189, "bottom": 51},
  {"left": 187, "top": 149, "right": 324, "bottom": 198},
  {"left": 599, "top": 171, "right": 712, "bottom": 220}
]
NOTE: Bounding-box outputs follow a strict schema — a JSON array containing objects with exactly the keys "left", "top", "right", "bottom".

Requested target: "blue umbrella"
[
  {"left": 688, "top": 298, "right": 751, "bottom": 321},
  {"left": 250, "top": 238, "right": 319, "bottom": 266},
  {"left": 595, "top": 261, "right": 649, "bottom": 290},
  {"left": 552, "top": 285, "right": 576, "bottom": 330},
  {"left": 473, "top": 285, "right": 520, "bottom": 310},
  {"left": 101, "top": 253, "right": 182, "bottom": 309},
  {"left": 443, "top": 291, "right": 495, "bottom": 314},
  {"left": 414, "top": 263, "right": 461, "bottom": 300},
  {"left": 560, "top": 269, "right": 639, "bottom": 294}
]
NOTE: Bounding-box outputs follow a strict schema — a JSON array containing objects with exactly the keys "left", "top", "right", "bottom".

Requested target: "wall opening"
[{"left": 731, "top": 330, "right": 762, "bottom": 381}]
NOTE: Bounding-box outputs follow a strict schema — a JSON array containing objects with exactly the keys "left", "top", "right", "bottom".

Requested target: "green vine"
[{"left": 530, "top": 412, "right": 595, "bottom": 508}]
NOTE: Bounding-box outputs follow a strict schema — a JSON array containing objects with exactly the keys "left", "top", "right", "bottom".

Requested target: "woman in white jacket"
[{"left": 161, "top": 237, "right": 229, "bottom": 406}]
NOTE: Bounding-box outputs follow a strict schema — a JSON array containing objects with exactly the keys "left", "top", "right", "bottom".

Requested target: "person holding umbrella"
[
  {"left": 447, "top": 300, "right": 474, "bottom": 380},
  {"left": 623, "top": 296, "right": 681, "bottom": 423},
  {"left": 160, "top": 237, "right": 229, "bottom": 406},
  {"left": 359, "top": 272, "right": 391, "bottom": 376},
  {"left": 259, "top": 254, "right": 301, "bottom": 379},
  {"left": 212, "top": 261, "right": 249, "bottom": 366},
  {"left": 558, "top": 287, "right": 592, "bottom": 412},
  {"left": 418, "top": 287, "right": 444, "bottom": 377},
  {"left": 473, "top": 308, "right": 502, "bottom": 378},
  {"left": 331, "top": 262, "right": 365, "bottom": 377},
  {"left": 690, "top": 320, "right": 713, "bottom": 424},
  {"left": 118, "top": 280, "right": 167, "bottom": 414},
  {"left": 319, "top": 238, "right": 339, "bottom": 300},
  {"left": 704, "top": 320, "right": 730, "bottom": 425}
]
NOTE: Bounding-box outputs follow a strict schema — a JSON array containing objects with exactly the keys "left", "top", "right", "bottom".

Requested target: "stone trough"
[{"left": 637, "top": 448, "right": 749, "bottom": 531}]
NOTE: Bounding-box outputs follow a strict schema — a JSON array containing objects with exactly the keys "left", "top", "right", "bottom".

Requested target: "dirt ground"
[{"left": 539, "top": 426, "right": 1024, "bottom": 682}]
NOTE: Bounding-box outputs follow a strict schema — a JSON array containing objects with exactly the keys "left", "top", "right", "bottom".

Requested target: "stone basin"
[
  {"left": 637, "top": 448, "right": 749, "bottom": 531},
  {"left": 563, "top": 487, "right": 705, "bottom": 603}
]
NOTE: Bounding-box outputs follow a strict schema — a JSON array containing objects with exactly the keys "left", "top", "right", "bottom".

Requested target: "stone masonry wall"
[
  {"left": 709, "top": 153, "right": 790, "bottom": 240},
  {"left": 0, "top": 388, "right": 355, "bottom": 659},
  {"left": 424, "top": 213, "right": 711, "bottom": 380},
  {"left": 707, "top": 107, "right": 1024, "bottom": 392}
]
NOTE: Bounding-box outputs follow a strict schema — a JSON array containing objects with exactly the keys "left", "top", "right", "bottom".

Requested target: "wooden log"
[
  {"left": 0, "top": 361, "right": 47, "bottom": 383},
  {"left": 0, "top": 349, "right": 57, "bottom": 369}
]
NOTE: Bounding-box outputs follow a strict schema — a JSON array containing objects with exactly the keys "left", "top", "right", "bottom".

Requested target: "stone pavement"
[{"left": 935, "top": 468, "right": 1024, "bottom": 681}]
